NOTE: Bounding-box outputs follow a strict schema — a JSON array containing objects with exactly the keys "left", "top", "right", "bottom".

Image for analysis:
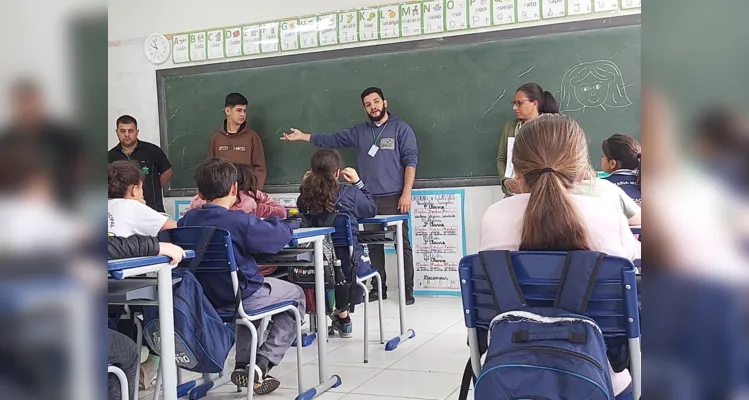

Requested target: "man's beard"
[{"left": 368, "top": 107, "right": 387, "bottom": 123}]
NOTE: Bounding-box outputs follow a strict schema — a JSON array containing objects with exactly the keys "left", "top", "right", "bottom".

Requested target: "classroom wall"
[{"left": 108, "top": 0, "right": 638, "bottom": 259}]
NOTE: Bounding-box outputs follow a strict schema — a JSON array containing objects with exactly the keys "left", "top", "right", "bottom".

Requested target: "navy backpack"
[
  {"left": 142, "top": 227, "right": 236, "bottom": 373},
  {"left": 473, "top": 250, "right": 615, "bottom": 400}
]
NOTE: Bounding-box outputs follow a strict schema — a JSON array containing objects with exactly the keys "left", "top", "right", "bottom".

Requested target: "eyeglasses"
[{"left": 511, "top": 99, "right": 533, "bottom": 107}]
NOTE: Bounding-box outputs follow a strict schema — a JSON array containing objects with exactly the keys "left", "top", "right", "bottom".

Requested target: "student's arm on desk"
[{"left": 242, "top": 216, "right": 294, "bottom": 254}]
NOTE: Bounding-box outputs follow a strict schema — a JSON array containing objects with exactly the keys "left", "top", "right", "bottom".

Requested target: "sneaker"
[
  {"left": 406, "top": 287, "right": 415, "bottom": 306},
  {"left": 331, "top": 314, "right": 353, "bottom": 338},
  {"left": 368, "top": 289, "right": 387, "bottom": 302},
  {"left": 231, "top": 365, "right": 281, "bottom": 395}
]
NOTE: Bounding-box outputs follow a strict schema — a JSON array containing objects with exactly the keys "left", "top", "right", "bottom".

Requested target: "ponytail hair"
[
  {"left": 602, "top": 134, "right": 642, "bottom": 191},
  {"left": 298, "top": 149, "right": 342, "bottom": 214},
  {"left": 513, "top": 114, "right": 591, "bottom": 251},
  {"left": 516, "top": 83, "right": 560, "bottom": 115},
  {"left": 234, "top": 162, "right": 259, "bottom": 199}
]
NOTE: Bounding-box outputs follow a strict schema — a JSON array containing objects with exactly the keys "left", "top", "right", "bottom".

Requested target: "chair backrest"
[
  {"left": 303, "top": 213, "right": 353, "bottom": 248},
  {"left": 159, "top": 227, "right": 238, "bottom": 274},
  {"left": 459, "top": 251, "right": 640, "bottom": 339}
]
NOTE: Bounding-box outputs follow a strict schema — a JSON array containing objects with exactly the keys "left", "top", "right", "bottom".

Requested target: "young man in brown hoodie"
[{"left": 207, "top": 93, "right": 268, "bottom": 188}]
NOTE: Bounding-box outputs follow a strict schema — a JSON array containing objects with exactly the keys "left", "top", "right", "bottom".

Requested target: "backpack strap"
[
  {"left": 554, "top": 251, "right": 605, "bottom": 314},
  {"left": 458, "top": 358, "right": 475, "bottom": 400},
  {"left": 478, "top": 251, "right": 526, "bottom": 313},
  {"left": 186, "top": 226, "right": 217, "bottom": 273}
]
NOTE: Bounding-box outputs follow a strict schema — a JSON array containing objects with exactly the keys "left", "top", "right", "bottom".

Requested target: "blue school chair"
[
  {"left": 329, "top": 214, "right": 385, "bottom": 363},
  {"left": 108, "top": 365, "right": 129, "bottom": 400},
  {"left": 158, "top": 227, "right": 305, "bottom": 400},
  {"left": 459, "top": 251, "right": 641, "bottom": 400}
]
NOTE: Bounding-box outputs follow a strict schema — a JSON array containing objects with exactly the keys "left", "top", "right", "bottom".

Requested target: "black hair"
[
  {"left": 116, "top": 114, "right": 138, "bottom": 128},
  {"left": 108, "top": 160, "right": 142, "bottom": 198},
  {"left": 298, "top": 149, "right": 342, "bottom": 213},
  {"left": 516, "top": 83, "right": 559, "bottom": 114},
  {"left": 234, "top": 163, "right": 258, "bottom": 199},
  {"left": 602, "top": 134, "right": 642, "bottom": 190},
  {"left": 194, "top": 158, "right": 239, "bottom": 201},
  {"left": 225, "top": 92, "right": 248, "bottom": 108},
  {"left": 360, "top": 87, "right": 385, "bottom": 102}
]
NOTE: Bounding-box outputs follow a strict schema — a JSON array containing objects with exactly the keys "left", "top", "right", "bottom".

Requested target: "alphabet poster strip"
[
  {"left": 469, "top": 0, "right": 492, "bottom": 28},
  {"left": 224, "top": 27, "right": 243, "bottom": 57},
  {"left": 338, "top": 11, "right": 359, "bottom": 43},
  {"left": 400, "top": 3, "right": 422, "bottom": 36},
  {"left": 359, "top": 8, "right": 380, "bottom": 41},
  {"left": 318, "top": 13, "right": 339, "bottom": 46},
  {"left": 410, "top": 189, "right": 466, "bottom": 295},
  {"left": 172, "top": 34, "right": 189, "bottom": 64},
  {"left": 567, "top": 0, "right": 592, "bottom": 15},
  {"left": 207, "top": 30, "right": 224, "bottom": 59},
  {"left": 422, "top": 0, "right": 446, "bottom": 34},
  {"left": 260, "top": 22, "right": 280, "bottom": 53},
  {"left": 492, "top": 0, "right": 516, "bottom": 25},
  {"left": 242, "top": 25, "right": 261, "bottom": 55},
  {"left": 280, "top": 19, "right": 300, "bottom": 51},
  {"left": 621, "top": 0, "right": 641, "bottom": 9},
  {"left": 517, "top": 0, "right": 541, "bottom": 22},
  {"left": 594, "top": 0, "right": 619, "bottom": 12},
  {"left": 542, "top": 0, "right": 566, "bottom": 18},
  {"left": 188, "top": 32, "right": 207, "bottom": 61},
  {"left": 445, "top": 0, "right": 468, "bottom": 31},
  {"left": 299, "top": 16, "right": 319, "bottom": 49}
]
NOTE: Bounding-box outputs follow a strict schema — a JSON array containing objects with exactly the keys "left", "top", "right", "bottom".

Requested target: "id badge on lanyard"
[{"left": 369, "top": 122, "right": 388, "bottom": 158}]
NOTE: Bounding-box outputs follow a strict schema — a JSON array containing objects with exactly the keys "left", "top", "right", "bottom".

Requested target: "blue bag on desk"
[{"left": 142, "top": 227, "right": 236, "bottom": 373}]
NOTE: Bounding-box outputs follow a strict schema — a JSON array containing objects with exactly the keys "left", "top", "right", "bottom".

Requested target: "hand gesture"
[
  {"left": 158, "top": 242, "right": 187, "bottom": 265},
  {"left": 303, "top": 170, "right": 312, "bottom": 180},
  {"left": 281, "top": 128, "right": 309, "bottom": 142},
  {"left": 341, "top": 167, "right": 360, "bottom": 183}
]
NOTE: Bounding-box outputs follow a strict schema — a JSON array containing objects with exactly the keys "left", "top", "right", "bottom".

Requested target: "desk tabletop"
[
  {"left": 359, "top": 214, "right": 409, "bottom": 223},
  {"left": 292, "top": 227, "right": 335, "bottom": 238},
  {"left": 108, "top": 250, "right": 196, "bottom": 271}
]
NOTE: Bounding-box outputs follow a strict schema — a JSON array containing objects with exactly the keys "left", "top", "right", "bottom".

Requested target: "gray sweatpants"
[
  {"left": 222, "top": 277, "right": 306, "bottom": 367},
  {"left": 108, "top": 328, "right": 139, "bottom": 400}
]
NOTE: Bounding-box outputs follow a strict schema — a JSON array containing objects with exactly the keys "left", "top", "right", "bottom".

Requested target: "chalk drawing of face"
[{"left": 560, "top": 60, "right": 632, "bottom": 112}]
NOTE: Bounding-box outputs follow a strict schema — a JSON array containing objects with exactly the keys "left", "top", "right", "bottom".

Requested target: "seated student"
[
  {"left": 296, "top": 149, "right": 377, "bottom": 338},
  {"left": 189, "top": 162, "right": 286, "bottom": 218},
  {"left": 107, "top": 235, "right": 186, "bottom": 400},
  {"left": 601, "top": 134, "right": 642, "bottom": 205},
  {"left": 108, "top": 160, "right": 177, "bottom": 236},
  {"left": 179, "top": 158, "right": 303, "bottom": 395},
  {"left": 480, "top": 114, "right": 639, "bottom": 400},
  {"left": 573, "top": 172, "right": 642, "bottom": 226}
]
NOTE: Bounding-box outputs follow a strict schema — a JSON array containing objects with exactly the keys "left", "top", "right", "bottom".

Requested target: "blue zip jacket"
[
  {"left": 178, "top": 204, "right": 293, "bottom": 308},
  {"left": 604, "top": 169, "right": 641, "bottom": 203},
  {"left": 310, "top": 112, "right": 418, "bottom": 197}
]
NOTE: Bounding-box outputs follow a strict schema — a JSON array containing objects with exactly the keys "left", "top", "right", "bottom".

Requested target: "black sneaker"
[
  {"left": 330, "top": 314, "right": 353, "bottom": 338},
  {"left": 231, "top": 365, "right": 281, "bottom": 395},
  {"left": 368, "top": 289, "right": 387, "bottom": 302},
  {"left": 406, "top": 288, "right": 415, "bottom": 305}
]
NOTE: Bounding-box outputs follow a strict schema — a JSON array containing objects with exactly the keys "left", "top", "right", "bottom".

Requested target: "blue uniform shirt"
[{"left": 604, "top": 169, "right": 641, "bottom": 204}]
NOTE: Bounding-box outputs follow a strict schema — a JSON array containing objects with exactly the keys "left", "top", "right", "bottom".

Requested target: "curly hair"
[
  {"left": 108, "top": 160, "right": 141, "bottom": 198},
  {"left": 298, "top": 149, "right": 341, "bottom": 213}
]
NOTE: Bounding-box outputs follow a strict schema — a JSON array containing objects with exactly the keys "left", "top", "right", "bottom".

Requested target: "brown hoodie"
[{"left": 207, "top": 121, "right": 267, "bottom": 189}]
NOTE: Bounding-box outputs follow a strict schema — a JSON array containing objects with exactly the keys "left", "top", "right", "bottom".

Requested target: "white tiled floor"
[{"left": 140, "top": 295, "right": 474, "bottom": 400}]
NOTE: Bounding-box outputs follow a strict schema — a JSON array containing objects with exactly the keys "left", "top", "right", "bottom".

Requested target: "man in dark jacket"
[{"left": 281, "top": 87, "right": 418, "bottom": 304}]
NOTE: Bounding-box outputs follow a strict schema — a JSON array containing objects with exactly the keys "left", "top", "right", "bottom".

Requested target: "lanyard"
[{"left": 371, "top": 122, "right": 389, "bottom": 145}]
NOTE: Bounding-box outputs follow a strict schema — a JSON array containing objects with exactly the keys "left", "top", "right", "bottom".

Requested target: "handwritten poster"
[
  {"left": 338, "top": 11, "right": 358, "bottom": 43},
  {"left": 422, "top": 0, "right": 445, "bottom": 34},
  {"left": 189, "top": 32, "right": 207, "bottom": 61},
  {"left": 318, "top": 14, "right": 338, "bottom": 45},
  {"left": 225, "top": 27, "right": 243, "bottom": 57},
  {"left": 542, "top": 0, "right": 566, "bottom": 18},
  {"left": 359, "top": 8, "right": 379, "bottom": 41},
  {"left": 411, "top": 189, "right": 466, "bottom": 294},
  {"left": 269, "top": 194, "right": 299, "bottom": 208},
  {"left": 593, "top": 0, "right": 619, "bottom": 12},
  {"left": 172, "top": 34, "right": 189, "bottom": 63},
  {"left": 280, "top": 19, "right": 300, "bottom": 51},
  {"left": 379, "top": 5, "right": 400, "bottom": 39},
  {"left": 621, "top": 0, "right": 641, "bottom": 9},
  {"left": 567, "top": 0, "right": 592, "bottom": 15},
  {"left": 207, "top": 30, "right": 224, "bottom": 59},
  {"left": 173, "top": 200, "right": 191, "bottom": 221},
  {"left": 446, "top": 0, "right": 468, "bottom": 31},
  {"left": 260, "top": 22, "right": 279, "bottom": 53},
  {"left": 299, "top": 17, "right": 319, "bottom": 49},
  {"left": 517, "top": 0, "right": 541, "bottom": 22},
  {"left": 492, "top": 0, "right": 516, "bottom": 25},
  {"left": 400, "top": 3, "right": 422, "bottom": 36},
  {"left": 469, "top": 0, "right": 491, "bottom": 28},
  {"left": 242, "top": 25, "right": 261, "bottom": 55}
]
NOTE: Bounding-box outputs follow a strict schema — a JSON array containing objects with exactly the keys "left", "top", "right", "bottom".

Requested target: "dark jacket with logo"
[
  {"left": 108, "top": 140, "right": 171, "bottom": 212},
  {"left": 207, "top": 121, "right": 267, "bottom": 189},
  {"left": 310, "top": 113, "right": 418, "bottom": 197}
]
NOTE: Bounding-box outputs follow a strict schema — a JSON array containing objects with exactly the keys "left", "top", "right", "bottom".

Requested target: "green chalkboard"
[{"left": 158, "top": 17, "right": 640, "bottom": 195}]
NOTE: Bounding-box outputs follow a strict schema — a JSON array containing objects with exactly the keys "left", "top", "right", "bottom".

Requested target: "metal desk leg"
[
  {"left": 385, "top": 221, "right": 415, "bottom": 351},
  {"left": 157, "top": 266, "right": 178, "bottom": 400}
]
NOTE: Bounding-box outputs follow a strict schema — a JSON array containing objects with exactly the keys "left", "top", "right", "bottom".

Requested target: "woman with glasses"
[{"left": 496, "top": 83, "right": 559, "bottom": 195}]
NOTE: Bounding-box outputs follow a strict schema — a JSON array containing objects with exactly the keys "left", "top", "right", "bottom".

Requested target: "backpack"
[
  {"left": 471, "top": 250, "right": 615, "bottom": 400},
  {"left": 142, "top": 227, "right": 236, "bottom": 373}
]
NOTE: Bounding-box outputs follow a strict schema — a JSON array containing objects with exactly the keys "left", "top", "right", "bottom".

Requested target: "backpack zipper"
[{"left": 485, "top": 345, "right": 603, "bottom": 372}]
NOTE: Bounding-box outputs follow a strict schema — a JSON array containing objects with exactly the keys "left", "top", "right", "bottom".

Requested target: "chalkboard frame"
[{"left": 157, "top": 14, "right": 640, "bottom": 196}]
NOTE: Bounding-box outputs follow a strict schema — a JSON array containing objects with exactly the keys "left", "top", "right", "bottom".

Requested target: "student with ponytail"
[
  {"left": 601, "top": 134, "right": 642, "bottom": 204},
  {"left": 297, "top": 149, "right": 377, "bottom": 338},
  {"left": 480, "top": 114, "right": 639, "bottom": 400},
  {"left": 497, "top": 83, "right": 559, "bottom": 195}
]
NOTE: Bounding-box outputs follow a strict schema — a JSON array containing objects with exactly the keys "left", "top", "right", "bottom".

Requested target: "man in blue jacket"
[{"left": 281, "top": 87, "right": 418, "bottom": 305}]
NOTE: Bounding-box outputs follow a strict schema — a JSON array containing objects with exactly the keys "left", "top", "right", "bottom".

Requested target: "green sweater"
[{"left": 496, "top": 119, "right": 521, "bottom": 195}]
